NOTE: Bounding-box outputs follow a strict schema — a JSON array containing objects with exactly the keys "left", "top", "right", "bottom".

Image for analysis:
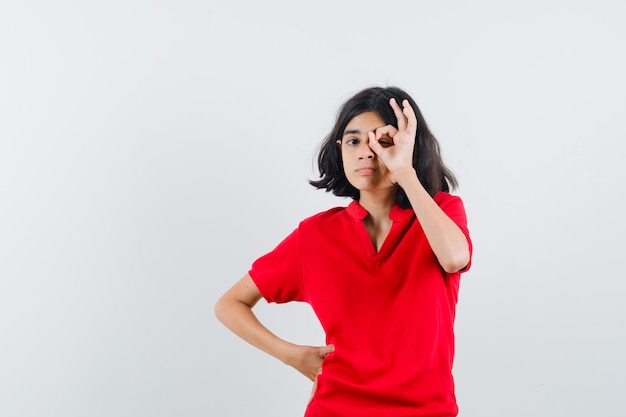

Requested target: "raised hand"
[{"left": 368, "top": 98, "right": 418, "bottom": 182}]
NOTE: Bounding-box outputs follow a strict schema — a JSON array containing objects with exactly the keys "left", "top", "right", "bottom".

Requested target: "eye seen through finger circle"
[{"left": 378, "top": 134, "right": 393, "bottom": 148}]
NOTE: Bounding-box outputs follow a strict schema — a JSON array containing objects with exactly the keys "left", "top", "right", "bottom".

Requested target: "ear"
[{"left": 335, "top": 139, "right": 341, "bottom": 148}]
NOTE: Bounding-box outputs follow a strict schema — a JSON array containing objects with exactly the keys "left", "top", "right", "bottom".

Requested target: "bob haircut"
[{"left": 310, "top": 86, "right": 458, "bottom": 209}]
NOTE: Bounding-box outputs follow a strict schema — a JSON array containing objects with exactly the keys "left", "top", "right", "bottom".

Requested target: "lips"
[{"left": 356, "top": 167, "right": 377, "bottom": 174}]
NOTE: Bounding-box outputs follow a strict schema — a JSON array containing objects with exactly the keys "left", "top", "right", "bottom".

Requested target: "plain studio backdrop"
[{"left": 1, "top": 1, "right": 624, "bottom": 416}]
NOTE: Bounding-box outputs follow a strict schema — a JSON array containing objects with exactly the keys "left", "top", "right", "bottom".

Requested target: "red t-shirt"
[{"left": 249, "top": 192, "right": 472, "bottom": 417}]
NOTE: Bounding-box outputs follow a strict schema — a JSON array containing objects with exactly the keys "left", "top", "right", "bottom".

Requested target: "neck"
[
  {"left": 358, "top": 190, "right": 396, "bottom": 223},
  {"left": 358, "top": 190, "right": 396, "bottom": 253}
]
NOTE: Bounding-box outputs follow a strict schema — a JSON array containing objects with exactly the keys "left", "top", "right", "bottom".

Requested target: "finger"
[
  {"left": 320, "top": 343, "right": 335, "bottom": 358},
  {"left": 389, "top": 98, "right": 408, "bottom": 131},
  {"left": 368, "top": 131, "right": 385, "bottom": 156},
  {"left": 402, "top": 99, "right": 418, "bottom": 137},
  {"left": 374, "top": 125, "right": 398, "bottom": 141}
]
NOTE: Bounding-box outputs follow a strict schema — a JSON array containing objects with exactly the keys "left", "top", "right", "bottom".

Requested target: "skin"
[
  {"left": 365, "top": 98, "right": 470, "bottom": 273},
  {"left": 214, "top": 97, "right": 470, "bottom": 398},
  {"left": 337, "top": 111, "right": 395, "bottom": 250}
]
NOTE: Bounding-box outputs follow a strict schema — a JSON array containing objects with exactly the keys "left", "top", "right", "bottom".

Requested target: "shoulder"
[
  {"left": 298, "top": 207, "right": 348, "bottom": 232},
  {"left": 433, "top": 191, "right": 465, "bottom": 208},
  {"left": 299, "top": 206, "right": 347, "bottom": 228},
  {"left": 434, "top": 192, "right": 469, "bottom": 225}
]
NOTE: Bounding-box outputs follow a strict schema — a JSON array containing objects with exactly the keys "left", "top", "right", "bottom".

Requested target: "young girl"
[{"left": 215, "top": 86, "right": 472, "bottom": 417}]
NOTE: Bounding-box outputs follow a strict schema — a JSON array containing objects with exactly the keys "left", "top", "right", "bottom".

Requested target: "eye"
[
  {"left": 345, "top": 138, "right": 359, "bottom": 145},
  {"left": 378, "top": 135, "right": 393, "bottom": 148}
]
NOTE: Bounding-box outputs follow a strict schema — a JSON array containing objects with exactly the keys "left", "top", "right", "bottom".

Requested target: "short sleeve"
[
  {"left": 434, "top": 192, "right": 473, "bottom": 272},
  {"left": 249, "top": 228, "right": 304, "bottom": 303}
]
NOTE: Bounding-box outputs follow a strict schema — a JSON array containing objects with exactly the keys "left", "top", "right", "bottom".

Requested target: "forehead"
[{"left": 343, "top": 111, "right": 385, "bottom": 133}]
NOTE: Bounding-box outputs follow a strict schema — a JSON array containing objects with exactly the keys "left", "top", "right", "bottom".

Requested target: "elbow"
[
  {"left": 440, "top": 248, "right": 470, "bottom": 274},
  {"left": 214, "top": 293, "right": 255, "bottom": 326},
  {"left": 214, "top": 295, "right": 228, "bottom": 325},
  {"left": 214, "top": 274, "right": 261, "bottom": 326}
]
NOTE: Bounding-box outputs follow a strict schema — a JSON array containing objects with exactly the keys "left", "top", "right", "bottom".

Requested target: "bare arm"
[
  {"left": 214, "top": 274, "right": 334, "bottom": 381},
  {"left": 368, "top": 98, "right": 470, "bottom": 273},
  {"left": 394, "top": 168, "right": 470, "bottom": 273}
]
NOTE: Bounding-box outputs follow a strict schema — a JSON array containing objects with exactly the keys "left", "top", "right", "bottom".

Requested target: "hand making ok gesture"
[{"left": 368, "top": 97, "right": 418, "bottom": 184}]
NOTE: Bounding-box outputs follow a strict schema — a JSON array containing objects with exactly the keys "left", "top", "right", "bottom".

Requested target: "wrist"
[
  {"left": 277, "top": 342, "right": 300, "bottom": 367},
  {"left": 392, "top": 167, "right": 418, "bottom": 187}
]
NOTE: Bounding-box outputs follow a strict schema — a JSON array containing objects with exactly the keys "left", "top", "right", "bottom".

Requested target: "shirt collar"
[{"left": 347, "top": 200, "right": 414, "bottom": 222}]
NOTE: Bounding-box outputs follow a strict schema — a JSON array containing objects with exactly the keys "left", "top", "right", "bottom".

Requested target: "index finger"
[
  {"left": 389, "top": 98, "right": 407, "bottom": 131},
  {"left": 401, "top": 99, "right": 418, "bottom": 137}
]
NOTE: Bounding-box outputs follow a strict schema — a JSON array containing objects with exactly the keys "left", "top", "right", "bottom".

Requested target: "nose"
[{"left": 358, "top": 142, "right": 374, "bottom": 160}]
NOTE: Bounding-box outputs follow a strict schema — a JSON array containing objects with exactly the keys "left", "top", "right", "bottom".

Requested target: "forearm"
[
  {"left": 215, "top": 296, "right": 296, "bottom": 365},
  {"left": 215, "top": 275, "right": 333, "bottom": 381},
  {"left": 394, "top": 167, "right": 470, "bottom": 273}
]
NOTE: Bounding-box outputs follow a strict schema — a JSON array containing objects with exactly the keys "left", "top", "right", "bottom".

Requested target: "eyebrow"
[{"left": 343, "top": 125, "right": 386, "bottom": 137}]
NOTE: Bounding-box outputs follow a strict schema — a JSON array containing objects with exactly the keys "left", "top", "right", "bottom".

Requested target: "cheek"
[{"left": 338, "top": 147, "right": 351, "bottom": 164}]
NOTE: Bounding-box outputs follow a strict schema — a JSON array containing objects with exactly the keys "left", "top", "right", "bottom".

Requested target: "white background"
[{"left": 1, "top": 1, "right": 625, "bottom": 416}]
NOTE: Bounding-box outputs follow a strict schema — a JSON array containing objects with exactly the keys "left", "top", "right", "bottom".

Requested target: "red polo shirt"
[{"left": 249, "top": 192, "right": 472, "bottom": 417}]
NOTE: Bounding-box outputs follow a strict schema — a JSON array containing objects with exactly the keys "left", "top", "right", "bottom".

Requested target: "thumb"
[{"left": 320, "top": 344, "right": 335, "bottom": 358}]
